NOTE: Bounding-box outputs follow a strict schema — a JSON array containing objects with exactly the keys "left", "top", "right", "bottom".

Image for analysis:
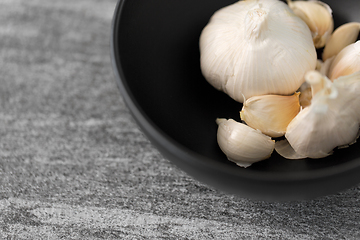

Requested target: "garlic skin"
[
  {"left": 298, "top": 81, "right": 312, "bottom": 109},
  {"left": 333, "top": 71, "right": 360, "bottom": 122},
  {"left": 327, "top": 41, "right": 360, "bottom": 81},
  {"left": 216, "top": 118, "right": 275, "bottom": 167},
  {"left": 240, "top": 93, "right": 300, "bottom": 137},
  {"left": 285, "top": 71, "right": 360, "bottom": 158},
  {"left": 317, "top": 56, "right": 334, "bottom": 77},
  {"left": 287, "top": 0, "right": 333, "bottom": 48},
  {"left": 323, "top": 22, "right": 360, "bottom": 61},
  {"left": 200, "top": 0, "right": 317, "bottom": 103},
  {"left": 275, "top": 139, "right": 307, "bottom": 160}
]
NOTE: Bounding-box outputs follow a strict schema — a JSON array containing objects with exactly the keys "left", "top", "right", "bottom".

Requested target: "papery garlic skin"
[
  {"left": 240, "top": 93, "right": 300, "bottom": 137},
  {"left": 298, "top": 82, "right": 312, "bottom": 109},
  {"left": 285, "top": 71, "right": 360, "bottom": 158},
  {"left": 287, "top": 0, "right": 333, "bottom": 48},
  {"left": 317, "top": 56, "right": 334, "bottom": 77},
  {"left": 216, "top": 118, "right": 275, "bottom": 167},
  {"left": 333, "top": 71, "right": 360, "bottom": 122},
  {"left": 275, "top": 139, "right": 307, "bottom": 160},
  {"left": 200, "top": 0, "right": 317, "bottom": 103},
  {"left": 328, "top": 41, "right": 360, "bottom": 81},
  {"left": 323, "top": 22, "right": 360, "bottom": 61}
]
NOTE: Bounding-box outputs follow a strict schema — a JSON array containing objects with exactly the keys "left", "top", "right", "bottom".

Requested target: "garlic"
[
  {"left": 323, "top": 22, "right": 360, "bottom": 61},
  {"left": 298, "top": 59, "right": 328, "bottom": 109},
  {"left": 287, "top": 0, "right": 333, "bottom": 48},
  {"left": 216, "top": 118, "right": 275, "bottom": 167},
  {"left": 200, "top": 0, "right": 317, "bottom": 103},
  {"left": 317, "top": 56, "right": 334, "bottom": 77},
  {"left": 285, "top": 71, "right": 360, "bottom": 158},
  {"left": 332, "top": 71, "right": 360, "bottom": 122},
  {"left": 275, "top": 139, "right": 307, "bottom": 159},
  {"left": 240, "top": 93, "right": 300, "bottom": 137},
  {"left": 327, "top": 41, "right": 360, "bottom": 81},
  {"left": 298, "top": 82, "right": 312, "bottom": 108}
]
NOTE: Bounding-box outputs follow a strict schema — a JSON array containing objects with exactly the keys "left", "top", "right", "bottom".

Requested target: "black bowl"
[{"left": 111, "top": 0, "right": 360, "bottom": 201}]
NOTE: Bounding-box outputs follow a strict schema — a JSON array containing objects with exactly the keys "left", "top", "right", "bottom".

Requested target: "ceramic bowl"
[{"left": 111, "top": 0, "right": 360, "bottom": 201}]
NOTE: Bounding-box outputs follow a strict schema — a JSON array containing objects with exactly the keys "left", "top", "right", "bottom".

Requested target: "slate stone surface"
[{"left": 0, "top": 0, "right": 360, "bottom": 239}]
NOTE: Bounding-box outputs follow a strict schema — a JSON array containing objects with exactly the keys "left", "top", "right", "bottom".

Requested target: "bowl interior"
[{"left": 112, "top": 0, "right": 360, "bottom": 199}]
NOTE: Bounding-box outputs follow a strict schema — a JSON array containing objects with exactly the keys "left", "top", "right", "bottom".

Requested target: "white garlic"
[
  {"left": 216, "top": 118, "right": 275, "bottom": 167},
  {"left": 240, "top": 93, "right": 300, "bottom": 137},
  {"left": 316, "top": 56, "right": 334, "bottom": 78},
  {"left": 200, "top": 0, "right": 317, "bottom": 103},
  {"left": 323, "top": 22, "right": 360, "bottom": 61},
  {"left": 275, "top": 139, "right": 307, "bottom": 159},
  {"left": 327, "top": 41, "right": 360, "bottom": 81},
  {"left": 298, "top": 81, "right": 312, "bottom": 109},
  {"left": 287, "top": 0, "right": 333, "bottom": 48},
  {"left": 333, "top": 71, "right": 360, "bottom": 122},
  {"left": 285, "top": 71, "right": 360, "bottom": 158}
]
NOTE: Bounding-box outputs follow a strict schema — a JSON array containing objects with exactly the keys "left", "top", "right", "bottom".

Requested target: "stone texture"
[{"left": 0, "top": 0, "right": 360, "bottom": 239}]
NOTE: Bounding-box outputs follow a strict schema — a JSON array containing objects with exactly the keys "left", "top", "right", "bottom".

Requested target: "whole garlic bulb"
[
  {"left": 200, "top": 0, "right": 317, "bottom": 103},
  {"left": 216, "top": 118, "right": 275, "bottom": 167}
]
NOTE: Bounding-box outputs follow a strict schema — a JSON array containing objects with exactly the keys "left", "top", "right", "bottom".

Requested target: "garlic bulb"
[
  {"left": 240, "top": 93, "right": 300, "bottom": 137},
  {"left": 327, "top": 41, "right": 360, "bottom": 81},
  {"left": 216, "top": 118, "right": 275, "bottom": 167},
  {"left": 323, "top": 22, "right": 360, "bottom": 61},
  {"left": 285, "top": 71, "right": 360, "bottom": 158},
  {"left": 200, "top": 0, "right": 317, "bottom": 103},
  {"left": 287, "top": 0, "right": 333, "bottom": 48}
]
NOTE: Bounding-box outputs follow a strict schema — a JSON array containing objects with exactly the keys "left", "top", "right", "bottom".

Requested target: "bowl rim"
[{"left": 110, "top": 0, "right": 360, "bottom": 196}]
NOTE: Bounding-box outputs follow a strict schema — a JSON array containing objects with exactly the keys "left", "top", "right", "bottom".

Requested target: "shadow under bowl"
[{"left": 111, "top": 0, "right": 360, "bottom": 201}]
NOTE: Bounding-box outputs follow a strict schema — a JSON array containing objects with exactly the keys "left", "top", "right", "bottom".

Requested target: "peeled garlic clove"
[
  {"left": 328, "top": 41, "right": 360, "bottom": 81},
  {"left": 240, "top": 93, "right": 300, "bottom": 138},
  {"left": 285, "top": 71, "right": 360, "bottom": 158},
  {"left": 216, "top": 118, "right": 275, "bottom": 167},
  {"left": 287, "top": 0, "right": 333, "bottom": 48},
  {"left": 200, "top": 0, "right": 317, "bottom": 103},
  {"left": 323, "top": 22, "right": 360, "bottom": 61}
]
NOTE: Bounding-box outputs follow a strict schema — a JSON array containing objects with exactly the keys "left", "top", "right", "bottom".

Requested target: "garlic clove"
[
  {"left": 275, "top": 139, "right": 307, "bottom": 159},
  {"left": 285, "top": 71, "right": 360, "bottom": 158},
  {"left": 200, "top": 0, "right": 317, "bottom": 103},
  {"left": 216, "top": 118, "right": 275, "bottom": 167},
  {"left": 317, "top": 56, "right": 335, "bottom": 77},
  {"left": 240, "top": 93, "right": 300, "bottom": 137},
  {"left": 323, "top": 22, "right": 360, "bottom": 61},
  {"left": 328, "top": 41, "right": 360, "bottom": 81},
  {"left": 287, "top": 0, "right": 333, "bottom": 48}
]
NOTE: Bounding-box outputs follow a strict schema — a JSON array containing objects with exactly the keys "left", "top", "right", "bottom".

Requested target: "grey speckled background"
[{"left": 1, "top": 0, "right": 360, "bottom": 239}]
